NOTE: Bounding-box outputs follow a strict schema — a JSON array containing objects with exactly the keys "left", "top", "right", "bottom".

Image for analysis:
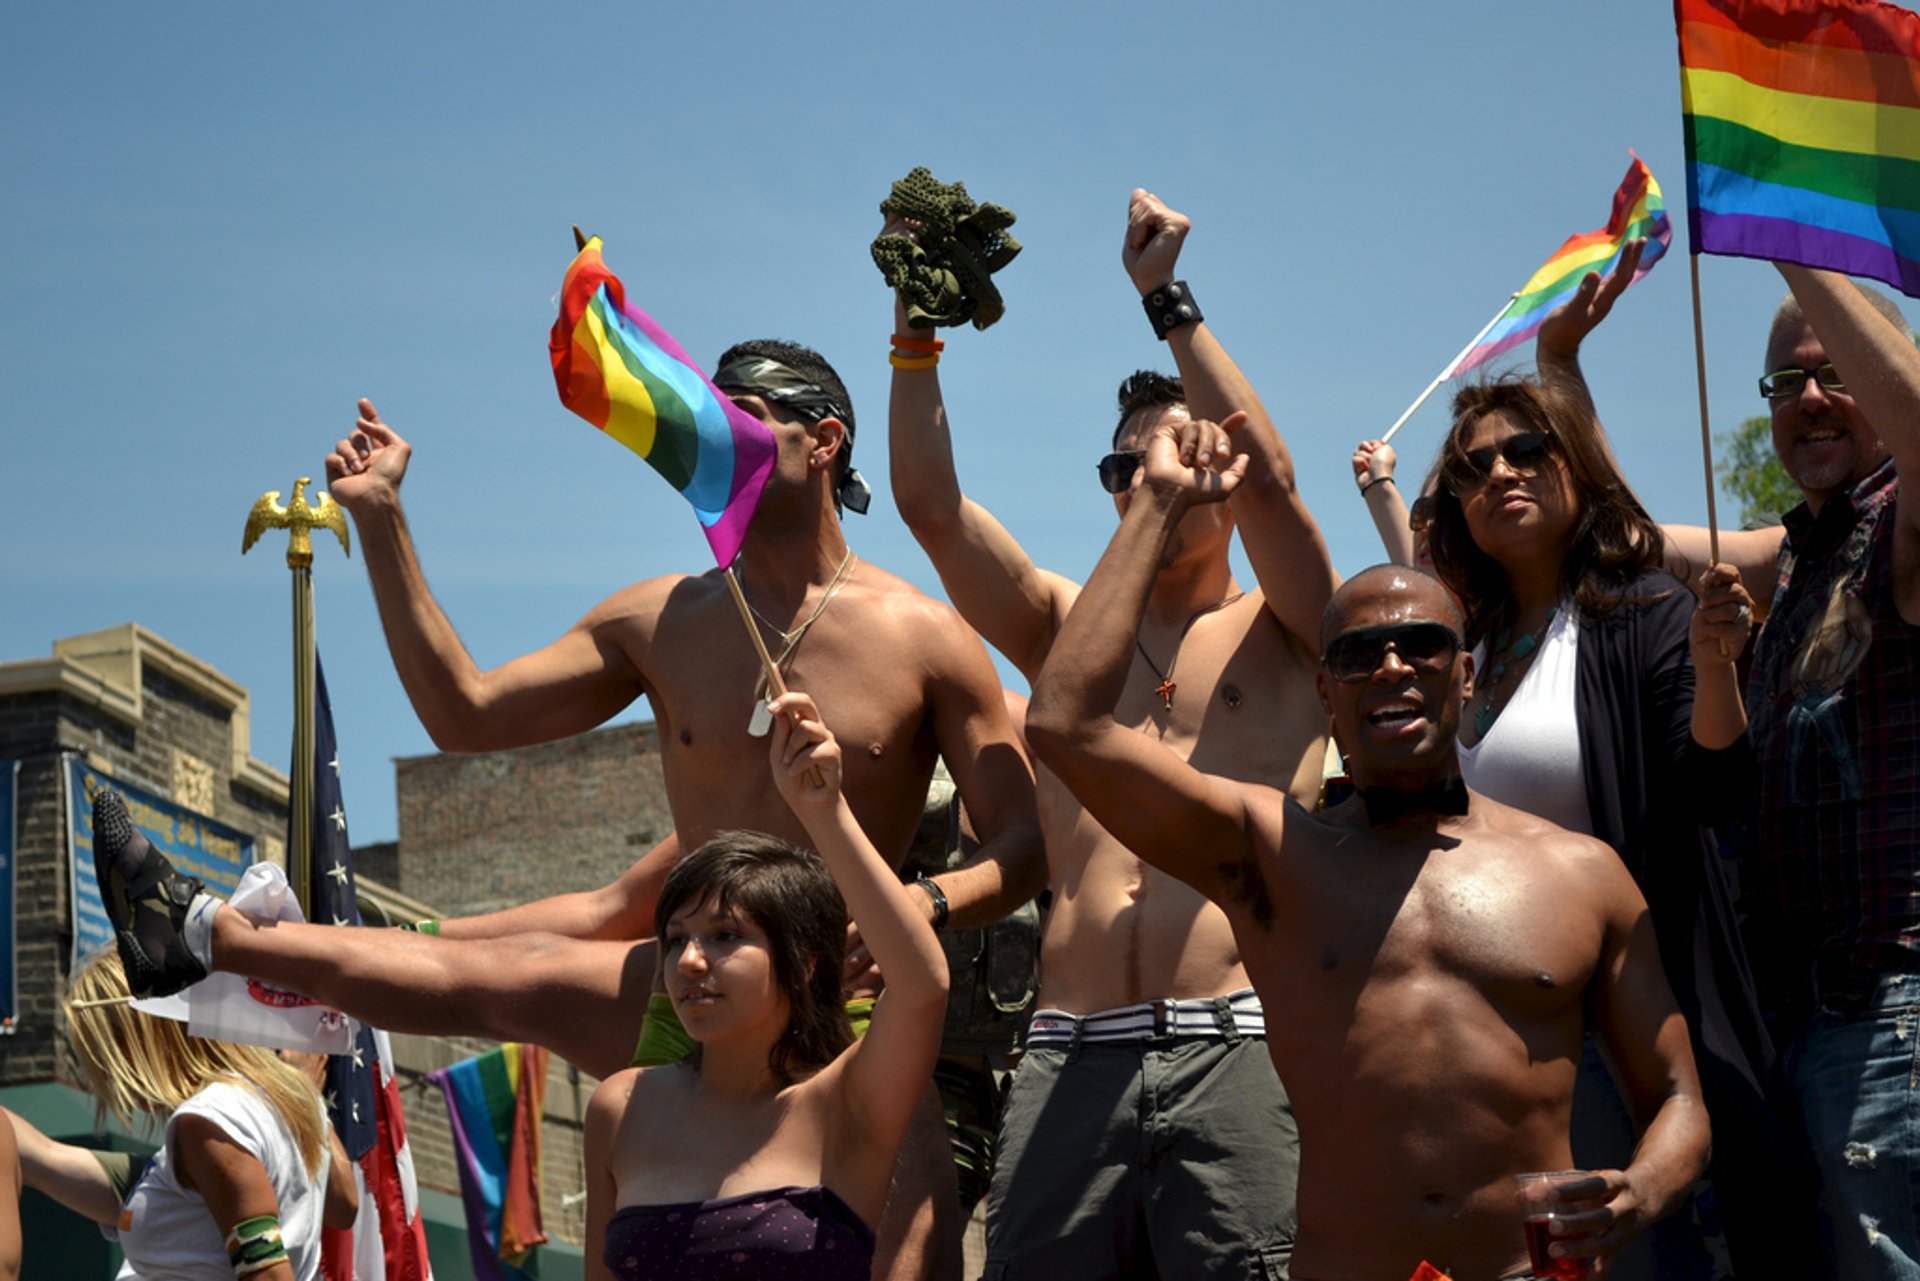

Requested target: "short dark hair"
[
  {"left": 717, "top": 339, "right": 857, "bottom": 505},
  {"left": 1113, "top": 370, "right": 1186, "bottom": 449},
  {"left": 1422, "top": 375, "right": 1662, "bottom": 646},
  {"left": 655, "top": 831, "right": 853, "bottom": 1082}
]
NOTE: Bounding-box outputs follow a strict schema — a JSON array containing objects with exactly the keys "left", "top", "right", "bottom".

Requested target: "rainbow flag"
[
  {"left": 1678, "top": 0, "right": 1920, "bottom": 296},
  {"left": 430, "top": 1043, "right": 549, "bottom": 1281},
  {"left": 1450, "top": 156, "right": 1673, "bottom": 376},
  {"left": 550, "top": 237, "right": 777, "bottom": 566}
]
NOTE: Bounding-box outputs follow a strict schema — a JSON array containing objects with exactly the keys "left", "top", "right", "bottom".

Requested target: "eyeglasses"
[
  {"left": 1445, "top": 431, "right": 1553, "bottom": 495},
  {"left": 1097, "top": 450, "right": 1145, "bottom": 494},
  {"left": 1759, "top": 363, "right": 1847, "bottom": 401},
  {"left": 1408, "top": 495, "right": 1434, "bottom": 535},
  {"left": 1322, "top": 622, "right": 1462, "bottom": 683}
]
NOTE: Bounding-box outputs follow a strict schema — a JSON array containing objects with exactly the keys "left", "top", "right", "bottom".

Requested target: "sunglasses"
[
  {"left": 1759, "top": 363, "right": 1847, "bottom": 401},
  {"left": 1445, "top": 430, "right": 1553, "bottom": 495},
  {"left": 1322, "top": 622, "right": 1462, "bottom": 683},
  {"left": 1097, "top": 450, "right": 1146, "bottom": 494},
  {"left": 1408, "top": 495, "right": 1434, "bottom": 534}
]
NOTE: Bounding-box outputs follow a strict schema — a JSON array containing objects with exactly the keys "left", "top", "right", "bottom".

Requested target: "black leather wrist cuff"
[
  {"left": 1143, "top": 280, "right": 1202, "bottom": 340},
  {"left": 912, "top": 875, "right": 950, "bottom": 930}
]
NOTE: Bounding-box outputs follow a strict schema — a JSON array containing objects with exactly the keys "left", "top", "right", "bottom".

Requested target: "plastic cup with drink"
[{"left": 1514, "top": 1169, "right": 1606, "bottom": 1280}]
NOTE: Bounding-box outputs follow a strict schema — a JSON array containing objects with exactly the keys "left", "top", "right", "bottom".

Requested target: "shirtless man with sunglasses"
[
  {"left": 887, "top": 189, "right": 1339, "bottom": 1278},
  {"left": 1026, "top": 422, "right": 1711, "bottom": 1278}
]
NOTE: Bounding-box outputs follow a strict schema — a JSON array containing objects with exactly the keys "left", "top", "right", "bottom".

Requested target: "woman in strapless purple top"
[{"left": 583, "top": 689, "right": 951, "bottom": 1281}]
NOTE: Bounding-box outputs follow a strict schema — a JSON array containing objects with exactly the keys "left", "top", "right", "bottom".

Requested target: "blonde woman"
[{"left": 7, "top": 949, "right": 354, "bottom": 1280}]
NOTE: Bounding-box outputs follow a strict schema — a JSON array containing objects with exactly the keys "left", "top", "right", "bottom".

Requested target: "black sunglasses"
[
  {"left": 1322, "top": 622, "right": 1462, "bottom": 683},
  {"left": 1759, "top": 363, "right": 1847, "bottom": 401},
  {"left": 1446, "top": 430, "right": 1553, "bottom": 495},
  {"left": 1408, "top": 495, "right": 1434, "bottom": 534},
  {"left": 1097, "top": 450, "right": 1145, "bottom": 494}
]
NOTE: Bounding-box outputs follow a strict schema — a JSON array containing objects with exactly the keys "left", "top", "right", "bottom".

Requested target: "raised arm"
[
  {"left": 1352, "top": 440, "right": 1417, "bottom": 566},
  {"left": 1556, "top": 848, "right": 1711, "bottom": 1273},
  {"left": 1124, "top": 189, "right": 1338, "bottom": 646},
  {"left": 906, "top": 602, "right": 1045, "bottom": 930},
  {"left": 884, "top": 243, "right": 1077, "bottom": 681},
  {"left": 1026, "top": 421, "right": 1268, "bottom": 903},
  {"left": 1534, "top": 238, "right": 1648, "bottom": 411},
  {"left": 1777, "top": 264, "right": 1920, "bottom": 620},
  {"left": 767, "top": 692, "right": 947, "bottom": 1166},
  {"left": 326, "top": 399, "right": 652, "bottom": 751}
]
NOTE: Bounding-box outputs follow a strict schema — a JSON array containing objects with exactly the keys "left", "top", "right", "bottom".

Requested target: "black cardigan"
[{"left": 1573, "top": 569, "right": 1813, "bottom": 1271}]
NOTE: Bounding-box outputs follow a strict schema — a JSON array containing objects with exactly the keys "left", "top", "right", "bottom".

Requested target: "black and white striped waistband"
[{"left": 1024, "top": 988, "right": 1266, "bottom": 1047}]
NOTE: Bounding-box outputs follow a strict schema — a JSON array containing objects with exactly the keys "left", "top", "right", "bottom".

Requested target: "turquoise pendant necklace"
[{"left": 1473, "top": 606, "right": 1558, "bottom": 739}]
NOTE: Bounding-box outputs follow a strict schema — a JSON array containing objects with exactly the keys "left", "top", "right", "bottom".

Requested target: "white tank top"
[{"left": 1459, "top": 606, "right": 1593, "bottom": 836}]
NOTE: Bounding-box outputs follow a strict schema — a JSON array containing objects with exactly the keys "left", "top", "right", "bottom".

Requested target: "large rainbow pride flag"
[
  {"left": 430, "top": 1043, "right": 549, "bottom": 1281},
  {"left": 550, "top": 237, "right": 777, "bottom": 566},
  {"left": 1450, "top": 156, "right": 1672, "bottom": 376},
  {"left": 1679, "top": 0, "right": 1920, "bottom": 297}
]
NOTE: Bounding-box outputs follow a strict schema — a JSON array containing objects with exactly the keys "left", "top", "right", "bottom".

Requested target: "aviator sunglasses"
[
  {"left": 1322, "top": 622, "right": 1462, "bottom": 683},
  {"left": 1445, "top": 430, "right": 1553, "bottom": 495},
  {"left": 1758, "top": 363, "right": 1847, "bottom": 401},
  {"left": 1097, "top": 450, "right": 1146, "bottom": 494}
]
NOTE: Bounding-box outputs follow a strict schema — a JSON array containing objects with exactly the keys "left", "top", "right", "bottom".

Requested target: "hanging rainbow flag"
[
  {"left": 429, "top": 1042, "right": 549, "bottom": 1281},
  {"left": 1678, "top": 0, "right": 1920, "bottom": 297},
  {"left": 550, "top": 237, "right": 777, "bottom": 567},
  {"left": 1449, "top": 156, "right": 1673, "bottom": 376}
]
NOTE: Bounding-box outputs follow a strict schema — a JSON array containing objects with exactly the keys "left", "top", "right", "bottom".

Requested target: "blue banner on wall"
[
  {"left": 68, "top": 760, "right": 255, "bottom": 973},
  {"left": 0, "top": 761, "right": 15, "bottom": 1033}
]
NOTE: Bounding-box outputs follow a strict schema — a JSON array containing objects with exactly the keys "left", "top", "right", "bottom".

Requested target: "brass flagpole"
[{"left": 242, "top": 477, "right": 350, "bottom": 914}]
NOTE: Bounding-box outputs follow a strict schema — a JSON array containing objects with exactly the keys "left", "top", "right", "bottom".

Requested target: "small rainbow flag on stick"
[
  {"left": 1450, "top": 156, "right": 1673, "bottom": 377},
  {"left": 550, "top": 236, "right": 777, "bottom": 567},
  {"left": 1678, "top": 0, "right": 1920, "bottom": 297},
  {"left": 1380, "top": 157, "right": 1671, "bottom": 443}
]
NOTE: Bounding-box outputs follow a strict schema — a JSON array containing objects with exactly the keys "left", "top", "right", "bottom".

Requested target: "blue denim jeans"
[{"left": 1783, "top": 972, "right": 1920, "bottom": 1279}]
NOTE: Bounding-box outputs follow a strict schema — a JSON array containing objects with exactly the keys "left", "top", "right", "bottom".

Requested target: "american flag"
[{"left": 308, "top": 657, "right": 434, "bottom": 1281}]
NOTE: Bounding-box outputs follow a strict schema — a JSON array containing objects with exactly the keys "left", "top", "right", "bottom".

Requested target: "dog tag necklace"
[{"left": 741, "top": 548, "right": 857, "bottom": 735}]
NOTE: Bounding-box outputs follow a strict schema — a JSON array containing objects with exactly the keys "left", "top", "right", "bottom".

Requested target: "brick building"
[{"left": 0, "top": 625, "right": 653, "bottom": 1279}]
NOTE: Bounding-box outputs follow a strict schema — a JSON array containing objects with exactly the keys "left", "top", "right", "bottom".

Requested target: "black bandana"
[{"left": 1359, "top": 776, "right": 1470, "bottom": 826}]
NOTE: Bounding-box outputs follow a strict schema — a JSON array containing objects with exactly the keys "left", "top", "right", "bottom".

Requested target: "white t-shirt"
[
  {"left": 113, "top": 1080, "right": 328, "bottom": 1281},
  {"left": 1459, "top": 606, "right": 1594, "bottom": 836}
]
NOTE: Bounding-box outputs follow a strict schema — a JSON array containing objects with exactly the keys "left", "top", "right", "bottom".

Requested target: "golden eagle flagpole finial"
[{"left": 242, "top": 476, "right": 351, "bottom": 912}]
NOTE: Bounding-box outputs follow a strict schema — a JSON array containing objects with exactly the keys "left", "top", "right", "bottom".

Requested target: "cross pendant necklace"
[{"left": 1135, "top": 590, "right": 1245, "bottom": 710}]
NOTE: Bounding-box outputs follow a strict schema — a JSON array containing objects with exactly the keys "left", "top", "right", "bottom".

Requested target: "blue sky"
[{"left": 3, "top": 2, "right": 1886, "bottom": 843}]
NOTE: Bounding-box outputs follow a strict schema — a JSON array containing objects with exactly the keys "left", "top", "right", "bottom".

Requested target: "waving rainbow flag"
[
  {"left": 550, "top": 237, "right": 776, "bottom": 566},
  {"left": 1679, "top": 0, "right": 1920, "bottom": 297},
  {"left": 1449, "top": 156, "right": 1672, "bottom": 376}
]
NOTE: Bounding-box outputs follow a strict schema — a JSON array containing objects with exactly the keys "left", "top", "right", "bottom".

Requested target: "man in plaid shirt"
[{"left": 1671, "top": 265, "right": 1920, "bottom": 1280}]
